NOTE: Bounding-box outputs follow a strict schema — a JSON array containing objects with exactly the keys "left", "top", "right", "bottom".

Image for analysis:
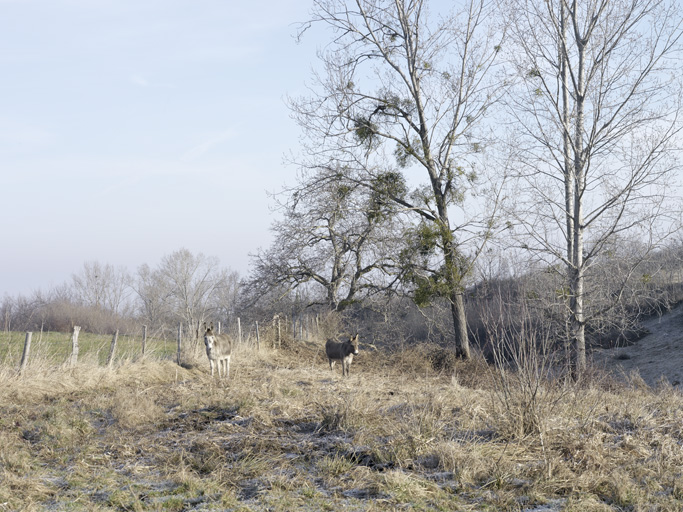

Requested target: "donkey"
[
  {"left": 325, "top": 334, "right": 360, "bottom": 377},
  {"left": 203, "top": 323, "right": 232, "bottom": 379}
]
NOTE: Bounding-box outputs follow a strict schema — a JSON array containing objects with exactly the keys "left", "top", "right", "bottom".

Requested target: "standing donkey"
[
  {"left": 203, "top": 323, "right": 232, "bottom": 379},
  {"left": 325, "top": 334, "right": 360, "bottom": 377}
]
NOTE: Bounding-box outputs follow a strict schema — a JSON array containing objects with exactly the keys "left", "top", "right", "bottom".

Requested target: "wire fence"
[{"left": 1, "top": 313, "right": 329, "bottom": 374}]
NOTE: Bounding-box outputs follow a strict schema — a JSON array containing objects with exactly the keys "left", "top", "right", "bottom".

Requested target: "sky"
[{"left": 1, "top": 0, "right": 322, "bottom": 297}]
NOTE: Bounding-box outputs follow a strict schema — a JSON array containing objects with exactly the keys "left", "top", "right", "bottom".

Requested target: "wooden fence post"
[
  {"left": 107, "top": 330, "right": 119, "bottom": 369},
  {"left": 70, "top": 326, "right": 81, "bottom": 367},
  {"left": 141, "top": 325, "right": 147, "bottom": 356},
  {"left": 177, "top": 323, "right": 182, "bottom": 366},
  {"left": 278, "top": 315, "right": 282, "bottom": 348},
  {"left": 19, "top": 332, "right": 32, "bottom": 375},
  {"left": 237, "top": 317, "right": 242, "bottom": 344},
  {"left": 255, "top": 321, "right": 260, "bottom": 351}
]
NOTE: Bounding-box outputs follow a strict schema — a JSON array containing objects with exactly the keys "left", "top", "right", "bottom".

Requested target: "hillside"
[
  {"left": 0, "top": 340, "right": 681, "bottom": 511},
  {"left": 592, "top": 303, "right": 683, "bottom": 388}
]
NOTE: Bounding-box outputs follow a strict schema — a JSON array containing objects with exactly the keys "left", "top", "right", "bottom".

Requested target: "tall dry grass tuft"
[{"left": 386, "top": 343, "right": 492, "bottom": 387}]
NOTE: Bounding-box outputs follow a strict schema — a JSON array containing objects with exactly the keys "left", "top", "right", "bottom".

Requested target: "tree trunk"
[
  {"left": 571, "top": 37, "right": 587, "bottom": 377},
  {"left": 560, "top": 2, "right": 575, "bottom": 378},
  {"left": 450, "top": 291, "right": 470, "bottom": 358},
  {"left": 440, "top": 212, "right": 471, "bottom": 359}
]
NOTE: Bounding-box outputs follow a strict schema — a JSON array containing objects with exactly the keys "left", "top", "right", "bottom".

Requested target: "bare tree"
[
  {"left": 155, "top": 249, "right": 232, "bottom": 345},
  {"left": 248, "top": 171, "right": 405, "bottom": 311},
  {"left": 503, "top": 0, "right": 683, "bottom": 374},
  {"left": 292, "top": 0, "right": 506, "bottom": 357},
  {"left": 134, "top": 263, "right": 172, "bottom": 334},
  {"left": 71, "top": 261, "right": 132, "bottom": 314},
  {"left": 211, "top": 269, "right": 241, "bottom": 328}
]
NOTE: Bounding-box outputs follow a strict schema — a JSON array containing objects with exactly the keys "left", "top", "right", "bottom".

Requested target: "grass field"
[
  {"left": 0, "top": 330, "right": 178, "bottom": 368},
  {"left": 0, "top": 333, "right": 681, "bottom": 511}
]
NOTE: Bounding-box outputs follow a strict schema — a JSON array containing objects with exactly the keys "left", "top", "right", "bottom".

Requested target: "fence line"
[{"left": 4, "top": 316, "right": 324, "bottom": 372}]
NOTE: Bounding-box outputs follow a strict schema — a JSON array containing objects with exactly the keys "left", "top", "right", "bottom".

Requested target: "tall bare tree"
[
  {"left": 293, "top": 0, "right": 505, "bottom": 357},
  {"left": 503, "top": 0, "right": 683, "bottom": 374}
]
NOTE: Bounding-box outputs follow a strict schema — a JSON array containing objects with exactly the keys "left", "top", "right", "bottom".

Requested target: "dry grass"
[{"left": 0, "top": 335, "right": 681, "bottom": 511}]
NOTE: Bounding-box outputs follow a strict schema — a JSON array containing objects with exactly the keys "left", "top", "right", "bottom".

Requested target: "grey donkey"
[
  {"left": 325, "top": 334, "right": 360, "bottom": 377},
  {"left": 203, "top": 323, "right": 232, "bottom": 379}
]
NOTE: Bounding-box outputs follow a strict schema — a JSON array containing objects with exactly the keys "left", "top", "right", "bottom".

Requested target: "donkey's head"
[
  {"left": 203, "top": 322, "right": 216, "bottom": 351},
  {"left": 349, "top": 333, "right": 360, "bottom": 355}
]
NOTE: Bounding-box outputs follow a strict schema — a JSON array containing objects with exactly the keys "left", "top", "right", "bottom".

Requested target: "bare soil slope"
[{"left": 593, "top": 303, "right": 683, "bottom": 388}]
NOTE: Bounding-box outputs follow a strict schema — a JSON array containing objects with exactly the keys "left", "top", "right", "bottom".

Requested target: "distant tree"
[
  {"left": 210, "top": 268, "right": 241, "bottom": 328},
  {"left": 134, "top": 263, "right": 172, "bottom": 333},
  {"left": 152, "top": 249, "right": 234, "bottom": 345},
  {"left": 292, "top": 0, "right": 507, "bottom": 357},
  {"left": 1, "top": 291, "right": 46, "bottom": 332},
  {"left": 503, "top": 0, "right": 683, "bottom": 374},
  {"left": 1, "top": 295, "right": 14, "bottom": 332},
  {"left": 71, "top": 261, "right": 132, "bottom": 314}
]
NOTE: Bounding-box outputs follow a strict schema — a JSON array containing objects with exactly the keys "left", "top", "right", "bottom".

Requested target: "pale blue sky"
[{"left": 1, "top": 0, "right": 319, "bottom": 296}]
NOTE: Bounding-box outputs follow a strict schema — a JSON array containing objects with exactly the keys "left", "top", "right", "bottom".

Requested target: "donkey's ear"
[{"left": 210, "top": 322, "right": 214, "bottom": 330}]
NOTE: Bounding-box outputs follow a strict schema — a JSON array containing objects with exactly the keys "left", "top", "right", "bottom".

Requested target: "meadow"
[
  {"left": 0, "top": 330, "right": 681, "bottom": 511},
  {"left": 0, "top": 329, "right": 177, "bottom": 369}
]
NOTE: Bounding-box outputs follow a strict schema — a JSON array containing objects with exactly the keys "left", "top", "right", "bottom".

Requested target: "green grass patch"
[{"left": 0, "top": 330, "right": 177, "bottom": 367}]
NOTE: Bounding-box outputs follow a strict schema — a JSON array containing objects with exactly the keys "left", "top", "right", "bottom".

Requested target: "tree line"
[{"left": 1, "top": 250, "right": 240, "bottom": 344}]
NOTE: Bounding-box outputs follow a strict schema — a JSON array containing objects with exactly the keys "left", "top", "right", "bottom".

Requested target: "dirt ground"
[{"left": 592, "top": 303, "right": 683, "bottom": 388}]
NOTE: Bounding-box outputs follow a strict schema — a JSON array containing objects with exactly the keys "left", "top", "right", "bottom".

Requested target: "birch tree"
[
  {"left": 293, "top": 0, "right": 505, "bottom": 357},
  {"left": 504, "top": 0, "right": 683, "bottom": 374}
]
